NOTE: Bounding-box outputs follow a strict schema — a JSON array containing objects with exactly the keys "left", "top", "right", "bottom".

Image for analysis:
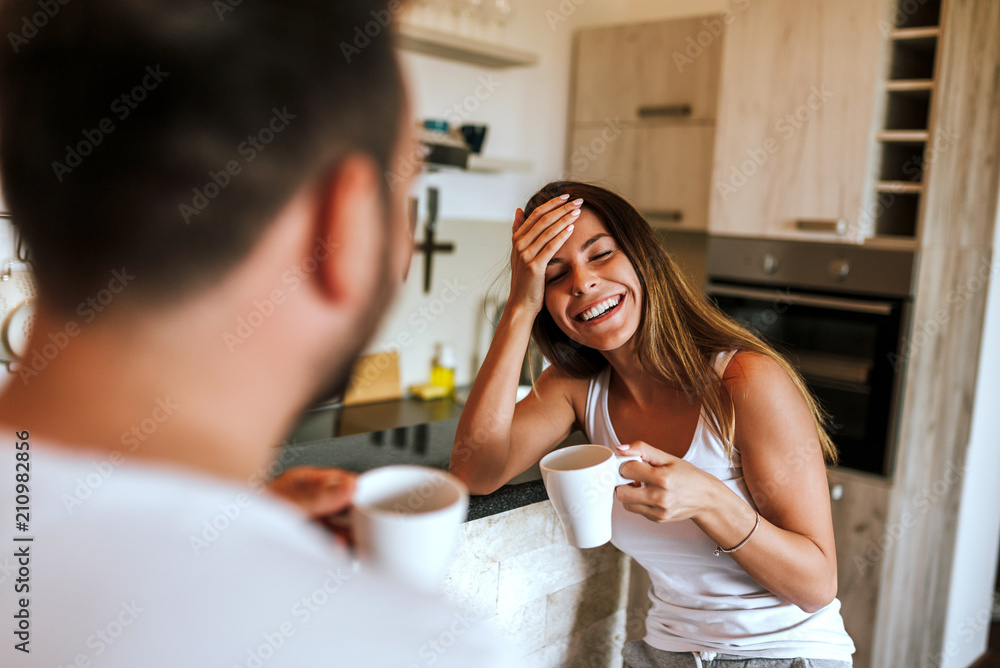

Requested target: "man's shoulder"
[{"left": 19, "top": 445, "right": 516, "bottom": 667}]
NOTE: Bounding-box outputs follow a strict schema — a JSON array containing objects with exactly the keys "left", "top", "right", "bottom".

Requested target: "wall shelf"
[{"left": 397, "top": 24, "right": 538, "bottom": 69}]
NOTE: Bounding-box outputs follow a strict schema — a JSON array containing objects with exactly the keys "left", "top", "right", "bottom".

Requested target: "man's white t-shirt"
[{"left": 1, "top": 441, "right": 511, "bottom": 667}]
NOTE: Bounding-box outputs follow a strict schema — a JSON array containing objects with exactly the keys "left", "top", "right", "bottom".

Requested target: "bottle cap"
[{"left": 436, "top": 343, "right": 456, "bottom": 369}]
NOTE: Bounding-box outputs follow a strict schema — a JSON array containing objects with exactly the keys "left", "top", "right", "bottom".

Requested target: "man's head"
[
  {"left": 0, "top": 0, "right": 408, "bottom": 313},
  {"left": 0, "top": 0, "right": 417, "bottom": 411}
]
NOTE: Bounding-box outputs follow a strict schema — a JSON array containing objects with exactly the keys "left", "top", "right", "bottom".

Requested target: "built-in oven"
[{"left": 705, "top": 237, "right": 917, "bottom": 477}]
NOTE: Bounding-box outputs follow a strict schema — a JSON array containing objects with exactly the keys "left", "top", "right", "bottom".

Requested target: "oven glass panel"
[{"left": 711, "top": 291, "right": 903, "bottom": 476}]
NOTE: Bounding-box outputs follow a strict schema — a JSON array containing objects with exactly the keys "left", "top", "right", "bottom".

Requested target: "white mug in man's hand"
[
  {"left": 539, "top": 444, "right": 641, "bottom": 549},
  {"left": 351, "top": 465, "right": 469, "bottom": 591}
]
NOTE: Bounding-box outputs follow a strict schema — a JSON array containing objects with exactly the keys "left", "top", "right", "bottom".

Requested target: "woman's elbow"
[
  {"left": 797, "top": 571, "right": 838, "bottom": 614},
  {"left": 448, "top": 459, "right": 503, "bottom": 496}
]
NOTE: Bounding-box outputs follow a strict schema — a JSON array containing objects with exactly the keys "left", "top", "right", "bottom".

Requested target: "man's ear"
[{"left": 312, "top": 154, "right": 385, "bottom": 308}]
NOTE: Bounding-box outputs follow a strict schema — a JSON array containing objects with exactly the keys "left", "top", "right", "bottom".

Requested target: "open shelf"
[
  {"left": 873, "top": 192, "right": 921, "bottom": 237},
  {"left": 397, "top": 23, "right": 538, "bottom": 69},
  {"left": 868, "top": 0, "right": 941, "bottom": 242},
  {"left": 888, "top": 35, "right": 938, "bottom": 80},
  {"left": 878, "top": 140, "right": 927, "bottom": 182},
  {"left": 884, "top": 88, "right": 932, "bottom": 130},
  {"left": 893, "top": 1, "right": 941, "bottom": 28}
]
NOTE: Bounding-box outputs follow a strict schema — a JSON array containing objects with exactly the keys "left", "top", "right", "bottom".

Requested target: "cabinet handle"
[
  {"left": 637, "top": 104, "right": 692, "bottom": 119},
  {"left": 644, "top": 210, "right": 683, "bottom": 224},
  {"left": 796, "top": 218, "right": 847, "bottom": 235}
]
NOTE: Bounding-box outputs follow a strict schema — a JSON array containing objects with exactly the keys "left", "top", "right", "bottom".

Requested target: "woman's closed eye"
[{"left": 545, "top": 271, "right": 567, "bottom": 284}]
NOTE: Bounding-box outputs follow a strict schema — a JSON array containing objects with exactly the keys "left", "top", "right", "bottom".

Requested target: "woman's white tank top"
[{"left": 584, "top": 351, "right": 855, "bottom": 661}]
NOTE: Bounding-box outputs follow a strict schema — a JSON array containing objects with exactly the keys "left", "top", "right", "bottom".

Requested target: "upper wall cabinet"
[
  {"left": 709, "top": 0, "right": 887, "bottom": 241},
  {"left": 566, "top": 16, "right": 723, "bottom": 231},
  {"left": 572, "top": 19, "right": 723, "bottom": 125}
]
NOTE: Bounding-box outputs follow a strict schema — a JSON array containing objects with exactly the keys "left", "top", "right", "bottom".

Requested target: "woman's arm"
[
  {"left": 449, "top": 195, "right": 582, "bottom": 494},
  {"left": 616, "top": 352, "right": 838, "bottom": 613}
]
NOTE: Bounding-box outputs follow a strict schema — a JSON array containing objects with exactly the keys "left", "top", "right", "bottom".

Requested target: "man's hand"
[{"left": 266, "top": 466, "right": 356, "bottom": 543}]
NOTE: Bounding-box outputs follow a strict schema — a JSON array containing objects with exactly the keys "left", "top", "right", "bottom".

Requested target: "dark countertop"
[{"left": 276, "top": 394, "right": 584, "bottom": 521}]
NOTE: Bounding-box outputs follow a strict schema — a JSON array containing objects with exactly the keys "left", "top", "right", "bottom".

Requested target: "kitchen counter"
[{"left": 276, "top": 394, "right": 584, "bottom": 520}]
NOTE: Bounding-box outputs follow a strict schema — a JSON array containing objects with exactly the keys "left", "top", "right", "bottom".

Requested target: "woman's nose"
[{"left": 571, "top": 268, "right": 598, "bottom": 296}]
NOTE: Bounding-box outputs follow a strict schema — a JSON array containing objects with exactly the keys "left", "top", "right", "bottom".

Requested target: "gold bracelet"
[{"left": 713, "top": 510, "right": 760, "bottom": 557}]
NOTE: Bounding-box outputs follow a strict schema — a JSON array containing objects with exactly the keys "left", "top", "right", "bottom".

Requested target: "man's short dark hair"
[{"left": 0, "top": 0, "right": 405, "bottom": 313}]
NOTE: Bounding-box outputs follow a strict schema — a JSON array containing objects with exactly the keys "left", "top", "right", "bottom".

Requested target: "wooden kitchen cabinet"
[
  {"left": 566, "top": 124, "right": 638, "bottom": 202},
  {"left": 709, "top": 0, "right": 886, "bottom": 240},
  {"left": 634, "top": 125, "right": 715, "bottom": 229},
  {"left": 827, "top": 468, "right": 890, "bottom": 668},
  {"left": 572, "top": 18, "right": 722, "bottom": 124},
  {"left": 567, "top": 16, "right": 722, "bottom": 231}
]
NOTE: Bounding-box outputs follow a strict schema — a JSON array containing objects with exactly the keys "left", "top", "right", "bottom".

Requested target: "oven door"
[{"left": 707, "top": 283, "right": 908, "bottom": 477}]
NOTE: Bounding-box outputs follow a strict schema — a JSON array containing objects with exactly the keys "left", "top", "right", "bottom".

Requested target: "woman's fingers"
[
  {"left": 512, "top": 207, "right": 526, "bottom": 234},
  {"left": 514, "top": 195, "right": 582, "bottom": 249}
]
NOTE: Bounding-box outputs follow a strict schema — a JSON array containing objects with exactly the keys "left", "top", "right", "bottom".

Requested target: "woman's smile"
[{"left": 543, "top": 209, "right": 642, "bottom": 351}]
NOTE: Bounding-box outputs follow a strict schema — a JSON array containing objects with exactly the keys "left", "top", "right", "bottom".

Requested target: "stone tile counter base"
[{"left": 442, "top": 501, "right": 634, "bottom": 667}]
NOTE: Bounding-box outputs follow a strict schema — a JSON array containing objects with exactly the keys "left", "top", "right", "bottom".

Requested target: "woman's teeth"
[{"left": 580, "top": 296, "right": 621, "bottom": 321}]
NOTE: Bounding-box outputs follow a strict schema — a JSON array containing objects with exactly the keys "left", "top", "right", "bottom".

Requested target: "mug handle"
[{"left": 613, "top": 455, "right": 643, "bottom": 486}]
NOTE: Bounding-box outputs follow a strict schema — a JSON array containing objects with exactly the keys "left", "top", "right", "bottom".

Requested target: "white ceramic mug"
[
  {"left": 540, "top": 444, "right": 641, "bottom": 549},
  {"left": 351, "top": 465, "right": 469, "bottom": 591}
]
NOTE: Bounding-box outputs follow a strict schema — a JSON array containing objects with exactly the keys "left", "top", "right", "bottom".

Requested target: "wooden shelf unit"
[{"left": 870, "top": 0, "right": 943, "bottom": 239}]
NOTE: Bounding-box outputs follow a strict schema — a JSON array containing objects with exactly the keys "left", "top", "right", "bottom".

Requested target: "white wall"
[
  {"left": 375, "top": 0, "right": 726, "bottom": 388},
  {"left": 941, "top": 181, "right": 1000, "bottom": 667}
]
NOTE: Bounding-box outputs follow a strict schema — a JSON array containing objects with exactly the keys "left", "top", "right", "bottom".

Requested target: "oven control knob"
[
  {"left": 761, "top": 253, "right": 780, "bottom": 275},
  {"left": 829, "top": 259, "right": 850, "bottom": 281}
]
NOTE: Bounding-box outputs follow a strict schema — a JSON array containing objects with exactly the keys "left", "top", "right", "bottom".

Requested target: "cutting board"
[{"left": 342, "top": 350, "right": 403, "bottom": 406}]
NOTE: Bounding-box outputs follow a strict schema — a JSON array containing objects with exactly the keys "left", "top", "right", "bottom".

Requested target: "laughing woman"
[{"left": 450, "top": 182, "right": 855, "bottom": 667}]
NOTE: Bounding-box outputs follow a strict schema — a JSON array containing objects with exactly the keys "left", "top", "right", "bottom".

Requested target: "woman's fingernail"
[
  {"left": 616, "top": 443, "right": 630, "bottom": 450},
  {"left": 560, "top": 194, "right": 570, "bottom": 200},
  {"left": 572, "top": 198, "right": 584, "bottom": 206},
  {"left": 570, "top": 209, "right": 581, "bottom": 217},
  {"left": 565, "top": 224, "right": 575, "bottom": 233}
]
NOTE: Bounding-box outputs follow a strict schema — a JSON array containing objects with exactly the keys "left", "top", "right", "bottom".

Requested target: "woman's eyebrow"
[{"left": 547, "top": 234, "right": 612, "bottom": 266}]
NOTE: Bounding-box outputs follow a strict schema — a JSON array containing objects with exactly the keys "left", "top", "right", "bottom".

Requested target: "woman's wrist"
[{"left": 693, "top": 478, "right": 757, "bottom": 546}]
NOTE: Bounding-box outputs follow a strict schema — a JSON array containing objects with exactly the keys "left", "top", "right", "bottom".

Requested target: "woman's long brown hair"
[{"left": 523, "top": 181, "right": 838, "bottom": 464}]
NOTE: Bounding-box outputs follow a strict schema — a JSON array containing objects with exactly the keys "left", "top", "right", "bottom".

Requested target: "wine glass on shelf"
[{"left": 492, "top": 0, "right": 513, "bottom": 43}]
